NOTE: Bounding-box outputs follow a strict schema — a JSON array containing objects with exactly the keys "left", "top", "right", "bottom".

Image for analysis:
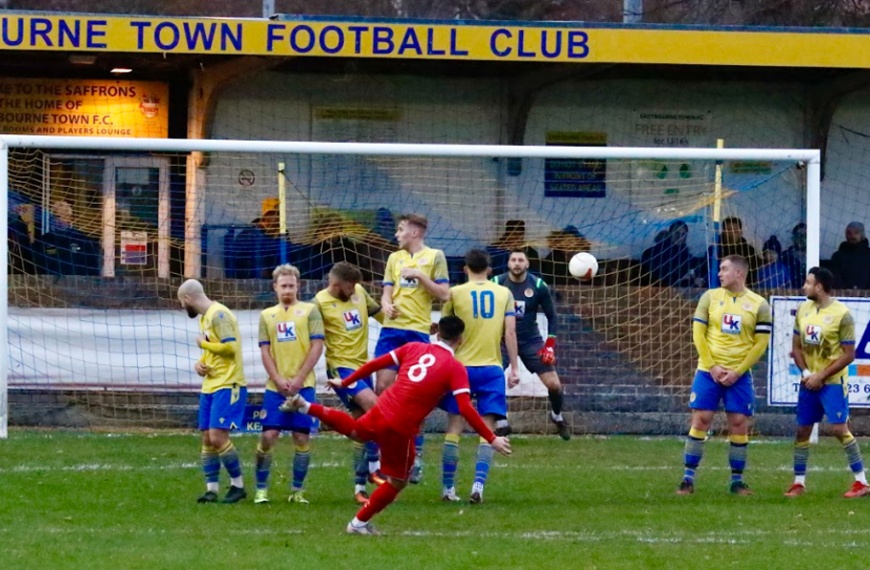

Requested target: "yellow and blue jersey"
[
  {"left": 442, "top": 280, "right": 515, "bottom": 367},
  {"left": 314, "top": 284, "right": 380, "bottom": 371},
  {"left": 199, "top": 302, "right": 246, "bottom": 394},
  {"left": 383, "top": 246, "right": 449, "bottom": 334},
  {"left": 794, "top": 299, "right": 855, "bottom": 385},
  {"left": 258, "top": 301, "right": 325, "bottom": 391},
  {"left": 693, "top": 288, "right": 772, "bottom": 372}
]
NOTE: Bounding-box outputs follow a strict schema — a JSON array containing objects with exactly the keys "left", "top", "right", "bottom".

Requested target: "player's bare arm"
[
  {"left": 260, "top": 344, "right": 291, "bottom": 395},
  {"left": 381, "top": 285, "right": 399, "bottom": 319},
  {"left": 504, "top": 315, "right": 520, "bottom": 387}
]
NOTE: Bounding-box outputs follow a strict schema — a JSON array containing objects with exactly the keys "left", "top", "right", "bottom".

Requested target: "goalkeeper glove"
[{"left": 538, "top": 336, "right": 556, "bottom": 365}]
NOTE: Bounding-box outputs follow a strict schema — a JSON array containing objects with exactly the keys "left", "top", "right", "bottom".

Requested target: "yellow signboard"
[
  {"left": 0, "top": 78, "right": 168, "bottom": 138},
  {"left": 2, "top": 13, "right": 870, "bottom": 68}
]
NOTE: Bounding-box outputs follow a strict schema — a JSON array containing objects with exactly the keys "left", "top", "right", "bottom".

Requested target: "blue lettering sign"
[
  {"left": 290, "top": 24, "right": 315, "bottom": 53},
  {"left": 398, "top": 27, "right": 422, "bottom": 56},
  {"left": 347, "top": 25, "right": 368, "bottom": 54},
  {"left": 372, "top": 26, "right": 394, "bottom": 55},
  {"left": 154, "top": 22, "right": 179, "bottom": 51},
  {"left": 320, "top": 25, "right": 344, "bottom": 54},
  {"left": 86, "top": 20, "right": 107, "bottom": 49},
  {"left": 449, "top": 28, "right": 468, "bottom": 56},
  {"left": 567, "top": 30, "right": 589, "bottom": 58},
  {"left": 425, "top": 27, "right": 444, "bottom": 56},
  {"left": 490, "top": 29, "right": 511, "bottom": 57},
  {"left": 541, "top": 30, "right": 561, "bottom": 58}
]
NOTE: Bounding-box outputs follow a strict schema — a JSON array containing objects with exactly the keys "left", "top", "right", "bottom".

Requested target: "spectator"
[
  {"left": 9, "top": 202, "right": 39, "bottom": 274},
  {"left": 779, "top": 223, "right": 806, "bottom": 288},
  {"left": 486, "top": 219, "right": 540, "bottom": 275},
  {"left": 641, "top": 221, "right": 695, "bottom": 286},
  {"left": 372, "top": 208, "right": 397, "bottom": 244},
  {"left": 707, "top": 216, "right": 761, "bottom": 286},
  {"left": 37, "top": 199, "right": 100, "bottom": 276},
  {"left": 756, "top": 236, "right": 790, "bottom": 289},
  {"left": 830, "top": 221, "right": 870, "bottom": 290},
  {"left": 541, "top": 225, "right": 592, "bottom": 286},
  {"left": 232, "top": 209, "right": 283, "bottom": 279}
]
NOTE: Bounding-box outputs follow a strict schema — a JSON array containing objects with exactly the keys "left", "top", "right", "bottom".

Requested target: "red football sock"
[
  {"left": 356, "top": 480, "right": 401, "bottom": 522},
  {"left": 308, "top": 404, "right": 357, "bottom": 437}
]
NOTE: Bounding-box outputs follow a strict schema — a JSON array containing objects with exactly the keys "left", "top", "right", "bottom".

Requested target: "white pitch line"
[
  {"left": 1, "top": 525, "right": 865, "bottom": 547},
  {"left": 0, "top": 461, "right": 347, "bottom": 474}
]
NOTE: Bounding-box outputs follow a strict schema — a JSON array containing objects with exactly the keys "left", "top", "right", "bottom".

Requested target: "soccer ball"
[{"left": 569, "top": 252, "right": 598, "bottom": 280}]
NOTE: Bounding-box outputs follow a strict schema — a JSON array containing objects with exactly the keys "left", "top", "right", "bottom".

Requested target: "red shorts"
[{"left": 356, "top": 408, "right": 416, "bottom": 481}]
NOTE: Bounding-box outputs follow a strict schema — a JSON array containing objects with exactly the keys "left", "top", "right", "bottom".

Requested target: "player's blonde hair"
[{"left": 272, "top": 263, "right": 301, "bottom": 284}]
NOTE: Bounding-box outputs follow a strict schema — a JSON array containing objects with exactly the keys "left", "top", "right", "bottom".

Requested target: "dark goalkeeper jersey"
[{"left": 492, "top": 273, "right": 557, "bottom": 345}]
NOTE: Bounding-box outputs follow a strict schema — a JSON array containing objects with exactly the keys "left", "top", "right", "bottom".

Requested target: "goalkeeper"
[{"left": 492, "top": 248, "right": 570, "bottom": 440}]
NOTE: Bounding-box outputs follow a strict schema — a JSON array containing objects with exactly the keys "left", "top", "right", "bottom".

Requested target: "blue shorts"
[
  {"left": 329, "top": 367, "right": 375, "bottom": 411},
  {"left": 689, "top": 370, "right": 754, "bottom": 416},
  {"left": 198, "top": 385, "right": 247, "bottom": 431},
  {"left": 440, "top": 365, "right": 507, "bottom": 419},
  {"left": 374, "top": 327, "right": 430, "bottom": 370},
  {"left": 261, "top": 387, "right": 317, "bottom": 433},
  {"left": 796, "top": 382, "right": 850, "bottom": 426}
]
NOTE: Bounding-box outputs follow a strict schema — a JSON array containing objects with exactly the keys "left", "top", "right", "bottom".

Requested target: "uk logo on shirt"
[
  {"left": 399, "top": 276, "right": 418, "bottom": 288},
  {"left": 276, "top": 321, "right": 297, "bottom": 342},
  {"left": 804, "top": 324, "right": 822, "bottom": 345},
  {"left": 721, "top": 313, "right": 742, "bottom": 334},
  {"left": 514, "top": 300, "right": 526, "bottom": 318},
  {"left": 343, "top": 308, "right": 362, "bottom": 331}
]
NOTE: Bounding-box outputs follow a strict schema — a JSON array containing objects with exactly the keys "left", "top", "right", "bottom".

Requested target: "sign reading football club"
[
  {"left": 768, "top": 296, "right": 870, "bottom": 408},
  {"left": 4, "top": 13, "right": 870, "bottom": 68}
]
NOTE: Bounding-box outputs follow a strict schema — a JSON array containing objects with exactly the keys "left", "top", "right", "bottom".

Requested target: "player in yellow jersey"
[
  {"left": 314, "top": 262, "right": 386, "bottom": 503},
  {"left": 254, "top": 264, "right": 325, "bottom": 505},
  {"left": 376, "top": 213, "right": 450, "bottom": 483},
  {"left": 177, "top": 279, "right": 248, "bottom": 504},
  {"left": 784, "top": 267, "right": 869, "bottom": 498},
  {"left": 439, "top": 249, "right": 519, "bottom": 504},
  {"left": 677, "top": 255, "right": 771, "bottom": 496}
]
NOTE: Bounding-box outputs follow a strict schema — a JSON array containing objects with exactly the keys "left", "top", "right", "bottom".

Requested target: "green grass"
[{"left": 2, "top": 430, "right": 870, "bottom": 569}]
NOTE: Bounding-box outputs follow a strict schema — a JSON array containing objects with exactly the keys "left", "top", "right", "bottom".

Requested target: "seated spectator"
[
  {"left": 9, "top": 202, "right": 39, "bottom": 274},
  {"left": 37, "top": 200, "right": 100, "bottom": 276},
  {"left": 779, "top": 222, "right": 806, "bottom": 288},
  {"left": 756, "top": 236, "right": 790, "bottom": 289},
  {"left": 372, "top": 207, "right": 397, "bottom": 244},
  {"left": 707, "top": 216, "right": 761, "bottom": 286},
  {"left": 232, "top": 209, "right": 284, "bottom": 279},
  {"left": 641, "top": 221, "right": 694, "bottom": 286},
  {"left": 541, "top": 225, "right": 592, "bottom": 286},
  {"left": 830, "top": 221, "right": 870, "bottom": 289},
  {"left": 486, "top": 219, "right": 541, "bottom": 275}
]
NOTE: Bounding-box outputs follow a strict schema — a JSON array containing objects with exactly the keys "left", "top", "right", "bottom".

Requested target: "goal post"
[{"left": 0, "top": 135, "right": 821, "bottom": 438}]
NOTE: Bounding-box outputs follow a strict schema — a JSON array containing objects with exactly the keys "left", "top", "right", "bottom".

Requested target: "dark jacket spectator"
[
  {"left": 707, "top": 216, "right": 761, "bottom": 286},
  {"left": 779, "top": 223, "right": 806, "bottom": 288},
  {"left": 230, "top": 210, "right": 283, "bottom": 279},
  {"left": 641, "top": 221, "right": 694, "bottom": 286},
  {"left": 830, "top": 221, "right": 870, "bottom": 289},
  {"left": 756, "top": 236, "right": 790, "bottom": 289},
  {"left": 486, "top": 219, "right": 541, "bottom": 276}
]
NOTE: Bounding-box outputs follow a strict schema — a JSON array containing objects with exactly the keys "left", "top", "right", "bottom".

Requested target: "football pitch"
[{"left": 2, "top": 430, "right": 869, "bottom": 569}]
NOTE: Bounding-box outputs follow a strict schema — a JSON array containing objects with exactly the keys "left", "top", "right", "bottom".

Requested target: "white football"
[{"left": 569, "top": 252, "right": 598, "bottom": 280}]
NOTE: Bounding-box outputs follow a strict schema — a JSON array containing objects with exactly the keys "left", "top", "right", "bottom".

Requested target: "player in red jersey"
[{"left": 281, "top": 316, "right": 512, "bottom": 535}]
